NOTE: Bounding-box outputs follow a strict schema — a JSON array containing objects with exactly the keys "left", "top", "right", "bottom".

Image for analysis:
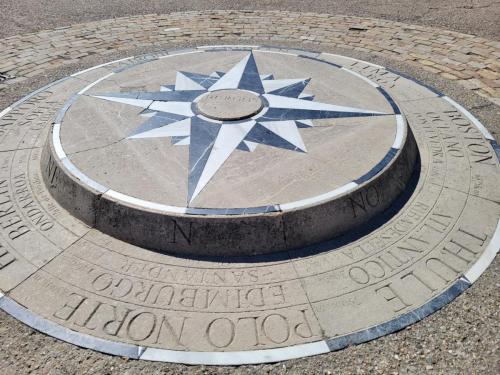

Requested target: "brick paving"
[{"left": 0, "top": 11, "right": 499, "bottom": 106}]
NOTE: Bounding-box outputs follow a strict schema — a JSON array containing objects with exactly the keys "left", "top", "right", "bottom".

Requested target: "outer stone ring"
[{"left": 0, "top": 45, "right": 497, "bottom": 365}]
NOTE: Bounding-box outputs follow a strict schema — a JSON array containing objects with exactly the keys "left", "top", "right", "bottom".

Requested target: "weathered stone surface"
[{"left": 0, "top": 46, "right": 497, "bottom": 365}]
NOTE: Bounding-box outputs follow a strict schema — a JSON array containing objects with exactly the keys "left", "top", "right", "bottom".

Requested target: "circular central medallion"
[
  {"left": 196, "top": 89, "right": 263, "bottom": 120},
  {"left": 43, "top": 47, "right": 418, "bottom": 256}
]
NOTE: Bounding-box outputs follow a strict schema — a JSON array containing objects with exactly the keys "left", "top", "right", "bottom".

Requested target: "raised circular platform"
[
  {"left": 41, "top": 47, "right": 417, "bottom": 256},
  {"left": 0, "top": 45, "right": 498, "bottom": 366}
]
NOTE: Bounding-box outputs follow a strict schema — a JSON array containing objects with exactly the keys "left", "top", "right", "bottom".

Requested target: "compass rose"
[{"left": 90, "top": 52, "right": 386, "bottom": 204}]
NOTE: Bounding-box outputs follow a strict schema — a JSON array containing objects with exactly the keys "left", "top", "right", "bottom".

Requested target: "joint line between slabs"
[
  {"left": 303, "top": 177, "right": 472, "bottom": 304},
  {"left": 287, "top": 248, "right": 327, "bottom": 340},
  {"left": 25, "top": 146, "right": 91, "bottom": 240},
  {"left": 0, "top": 146, "right": 41, "bottom": 153},
  {"left": 10, "top": 234, "right": 84, "bottom": 297}
]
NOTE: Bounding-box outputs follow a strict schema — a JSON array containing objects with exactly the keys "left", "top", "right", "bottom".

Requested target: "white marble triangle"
[
  {"left": 91, "top": 95, "right": 152, "bottom": 109},
  {"left": 149, "top": 101, "right": 194, "bottom": 117},
  {"left": 260, "top": 120, "right": 307, "bottom": 151},
  {"left": 208, "top": 54, "right": 250, "bottom": 91},
  {"left": 243, "top": 140, "right": 258, "bottom": 152},
  {"left": 263, "top": 79, "right": 308, "bottom": 93},
  {"left": 128, "top": 118, "right": 191, "bottom": 139},
  {"left": 175, "top": 72, "right": 206, "bottom": 90},
  {"left": 263, "top": 94, "right": 384, "bottom": 114},
  {"left": 190, "top": 120, "right": 256, "bottom": 202}
]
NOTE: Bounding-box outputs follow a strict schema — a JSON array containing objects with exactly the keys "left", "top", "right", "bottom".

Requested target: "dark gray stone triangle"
[
  {"left": 268, "top": 79, "right": 310, "bottom": 98},
  {"left": 245, "top": 123, "right": 305, "bottom": 153},
  {"left": 129, "top": 114, "right": 186, "bottom": 137},
  {"left": 236, "top": 141, "right": 251, "bottom": 152},
  {"left": 171, "top": 136, "right": 189, "bottom": 145},
  {"left": 187, "top": 117, "right": 221, "bottom": 203},
  {"left": 261, "top": 108, "right": 386, "bottom": 121},
  {"left": 237, "top": 53, "right": 264, "bottom": 94}
]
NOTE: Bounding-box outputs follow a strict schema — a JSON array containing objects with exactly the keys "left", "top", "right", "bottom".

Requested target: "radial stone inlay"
[{"left": 0, "top": 45, "right": 497, "bottom": 366}]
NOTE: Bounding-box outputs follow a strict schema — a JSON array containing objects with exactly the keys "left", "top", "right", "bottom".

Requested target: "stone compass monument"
[{"left": 0, "top": 45, "right": 498, "bottom": 365}]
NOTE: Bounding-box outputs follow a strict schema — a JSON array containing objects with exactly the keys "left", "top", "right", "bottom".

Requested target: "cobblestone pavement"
[
  {"left": 0, "top": 11, "right": 499, "bottom": 109},
  {"left": 1, "top": 0, "right": 499, "bottom": 39},
  {"left": 0, "top": 7, "right": 499, "bottom": 375}
]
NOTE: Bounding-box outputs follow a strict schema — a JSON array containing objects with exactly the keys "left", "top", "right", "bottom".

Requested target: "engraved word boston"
[{"left": 90, "top": 53, "right": 386, "bottom": 204}]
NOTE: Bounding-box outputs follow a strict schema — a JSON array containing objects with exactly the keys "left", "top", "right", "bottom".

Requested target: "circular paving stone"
[
  {"left": 0, "top": 45, "right": 498, "bottom": 365},
  {"left": 195, "top": 89, "right": 264, "bottom": 120},
  {"left": 41, "top": 48, "right": 417, "bottom": 256}
]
